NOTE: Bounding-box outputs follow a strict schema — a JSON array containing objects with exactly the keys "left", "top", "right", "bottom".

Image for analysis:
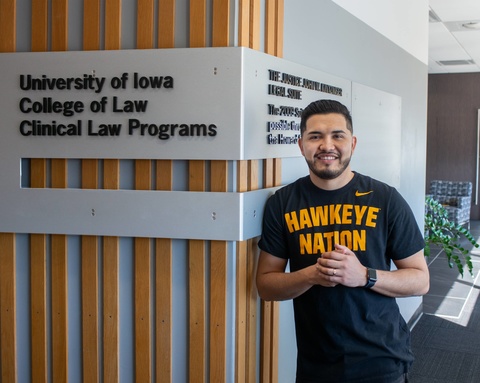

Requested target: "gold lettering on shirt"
[
  {"left": 284, "top": 204, "right": 380, "bottom": 233},
  {"left": 285, "top": 211, "right": 300, "bottom": 232},
  {"left": 299, "top": 230, "right": 367, "bottom": 254}
]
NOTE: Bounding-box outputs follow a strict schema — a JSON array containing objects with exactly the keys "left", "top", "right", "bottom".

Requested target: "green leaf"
[{"left": 424, "top": 196, "right": 477, "bottom": 277}]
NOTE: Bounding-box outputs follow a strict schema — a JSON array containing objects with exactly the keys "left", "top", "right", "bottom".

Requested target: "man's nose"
[{"left": 320, "top": 137, "right": 334, "bottom": 151}]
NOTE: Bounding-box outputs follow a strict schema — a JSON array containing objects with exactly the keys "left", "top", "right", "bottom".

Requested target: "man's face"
[{"left": 298, "top": 113, "right": 356, "bottom": 180}]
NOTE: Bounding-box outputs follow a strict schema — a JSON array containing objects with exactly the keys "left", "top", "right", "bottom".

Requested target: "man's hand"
[{"left": 316, "top": 244, "right": 367, "bottom": 288}]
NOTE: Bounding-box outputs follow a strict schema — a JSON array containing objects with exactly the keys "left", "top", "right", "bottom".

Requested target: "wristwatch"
[{"left": 364, "top": 268, "right": 377, "bottom": 288}]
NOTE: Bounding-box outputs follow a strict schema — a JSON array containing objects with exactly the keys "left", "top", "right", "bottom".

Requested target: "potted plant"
[{"left": 424, "top": 196, "right": 478, "bottom": 277}]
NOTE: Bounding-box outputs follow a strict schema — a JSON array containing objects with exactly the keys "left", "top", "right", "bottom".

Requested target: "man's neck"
[{"left": 309, "top": 169, "right": 355, "bottom": 191}]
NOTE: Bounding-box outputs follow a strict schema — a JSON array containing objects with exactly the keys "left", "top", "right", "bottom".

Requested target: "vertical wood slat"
[
  {"left": 265, "top": 0, "right": 276, "bottom": 55},
  {"left": 189, "top": 1, "right": 207, "bottom": 381},
  {"left": 261, "top": 2, "right": 284, "bottom": 381},
  {"left": 81, "top": 235, "right": 99, "bottom": 381},
  {"left": 272, "top": 1, "right": 283, "bottom": 377},
  {"left": 275, "top": 0, "right": 284, "bottom": 58},
  {"left": 102, "top": 236, "right": 119, "bottom": 379},
  {"left": 51, "top": 234, "right": 68, "bottom": 381},
  {"left": 81, "top": 162, "right": 99, "bottom": 383},
  {"left": 51, "top": 159, "right": 69, "bottom": 383},
  {"left": 82, "top": 2, "right": 101, "bottom": 380},
  {"left": 156, "top": 161, "right": 173, "bottom": 383},
  {"left": 212, "top": 0, "right": 230, "bottom": 47},
  {"left": 50, "top": 2, "right": 69, "bottom": 381},
  {"left": 156, "top": 236, "right": 172, "bottom": 383},
  {"left": 235, "top": 161, "right": 248, "bottom": 383},
  {"left": 261, "top": 159, "right": 275, "bottom": 383},
  {"left": 0, "top": 0, "right": 15, "bottom": 53},
  {"left": 51, "top": 0, "right": 68, "bottom": 50},
  {"left": 83, "top": 0, "right": 100, "bottom": 50},
  {"left": 188, "top": 161, "right": 206, "bottom": 383},
  {"left": 134, "top": 160, "right": 152, "bottom": 383},
  {"left": 30, "top": 161, "right": 48, "bottom": 383},
  {"left": 30, "top": 233, "right": 47, "bottom": 383},
  {"left": 103, "top": 160, "right": 120, "bottom": 383},
  {"left": 30, "top": 2, "right": 48, "bottom": 382},
  {"left": 247, "top": 160, "right": 259, "bottom": 383},
  {"left": 0, "top": 233, "right": 17, "bottom": 383},
  {"left": 189, "top": 238, "right": 206, "bottom": 383},
  {"left": 0, "top": 2, "right": 16, "bottom": 382},
  {"left": 260, "top": 158, "right": 278, "bottom": 383},
  {"left": 135, "top": 1, "right": 155, "bottom": 380},
  {"left": 265, "top": 0, "right": 283, "bottom": 57},
  {"left": 31, "top": 0, "right": 48, "bottom": 52},
  {"left": 105, "top": 0, "right": 122, "bottom": 50},
  {"left": 190, "top": 0, "right": 206, "bottom": 47},
  {"left": 210, "top": 3, "right": 230, "bottom": 380},
  {"left": 250, "top": 0, "right": 261, "bottom": 50},
  {"left": 238, "top": 0, "right": 250, "bottom": 47},
  {"left": 103, "top": 1, "right": 122, "bottom": 382},
  {"left": 156, "top": 2, "right": 175, "bottom": 381},
  {"left": 158, "top": 0, "right": 175, "bottom": 48},
  {"left": 210, "top": 161, "right": 228, "bottom": 382},
  {"left": 137, "top": 0, "right": 154, "bottom": 49}
]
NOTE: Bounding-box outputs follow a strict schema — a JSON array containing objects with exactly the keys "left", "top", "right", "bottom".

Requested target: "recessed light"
[{"left": 462, "top": 22, "right": 480, "bottom": 30}]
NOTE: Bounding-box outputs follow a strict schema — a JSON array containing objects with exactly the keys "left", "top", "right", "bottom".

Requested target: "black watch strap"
[{"left": 364, "top": 268, "right": 377, "bottom": 288}]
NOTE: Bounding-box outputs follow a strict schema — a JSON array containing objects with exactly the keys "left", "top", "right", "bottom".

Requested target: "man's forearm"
[
  {"left": 257, "top": 267, "right": 315, "bottom": 301},
  {"left": 371, "top": 268, "right": 430, "bottom": 298}
]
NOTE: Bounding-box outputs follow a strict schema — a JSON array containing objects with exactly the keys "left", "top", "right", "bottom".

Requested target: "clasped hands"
[{"left": 313, "top": 243, "right": 367, "bottom": 288}]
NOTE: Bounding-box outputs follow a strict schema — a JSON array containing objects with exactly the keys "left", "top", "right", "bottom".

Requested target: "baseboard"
[{"left": 407, "top": 303, "right": 424, "bottom": 330}]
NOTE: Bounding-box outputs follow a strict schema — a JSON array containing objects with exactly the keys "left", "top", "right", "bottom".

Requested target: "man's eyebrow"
[{"left": 306, "top": 128, "right": 347, "bottom": 135}]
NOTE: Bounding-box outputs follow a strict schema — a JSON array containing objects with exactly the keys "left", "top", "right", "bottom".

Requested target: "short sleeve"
[{"left": 258, "top": 192, "right": 290, "bottom": 259}]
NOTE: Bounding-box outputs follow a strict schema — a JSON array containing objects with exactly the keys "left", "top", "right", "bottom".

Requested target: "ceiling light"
[
  {"left": 437, "top": 59, "right": 475, "bottom": 66},
  {"left": 462, "top": 22, "right": 480, "bottom": 30}
]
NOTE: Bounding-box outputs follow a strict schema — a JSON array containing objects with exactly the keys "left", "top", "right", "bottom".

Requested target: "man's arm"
[
  {"left": 256, "top": 250, "right": 337, "bottom": 301},
  {"left": 372, "top": 250, "right": 430, "bottom": 297},
  {"left": 318, "top": 245, "right": 430, "bottom": 298}
]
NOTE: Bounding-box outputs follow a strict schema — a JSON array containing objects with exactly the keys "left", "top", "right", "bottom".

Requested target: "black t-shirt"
[{"left": 258, "top": 172, "right": 425, "bottom": 383}]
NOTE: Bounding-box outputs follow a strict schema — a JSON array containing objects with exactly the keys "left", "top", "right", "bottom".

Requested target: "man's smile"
[{"left": 317, "top": 153, "right": 339, "bottom": 162}]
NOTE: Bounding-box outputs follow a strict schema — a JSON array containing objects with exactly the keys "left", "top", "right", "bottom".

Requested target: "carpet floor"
[{"left": 409, "top": 221, "right": 480, "bottom": 382}]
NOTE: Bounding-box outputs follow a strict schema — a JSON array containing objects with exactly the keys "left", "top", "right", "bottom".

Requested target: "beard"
[{"left": 305, "top": 154, "right": 352, "bottom": 180}]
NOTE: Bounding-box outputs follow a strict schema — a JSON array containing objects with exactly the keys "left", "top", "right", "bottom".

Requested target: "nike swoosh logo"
[{"left": 355, "top": 190, "right": 373, "bottom": 197}]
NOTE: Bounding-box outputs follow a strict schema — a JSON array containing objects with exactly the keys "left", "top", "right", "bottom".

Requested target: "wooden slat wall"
[{"left": 0, "top": 1, "right": 285, "bottom": 383}]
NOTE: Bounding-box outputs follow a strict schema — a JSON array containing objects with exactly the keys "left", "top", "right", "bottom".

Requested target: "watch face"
[{"left": 368, "top": 268, "right": 377, "bottom": 281}]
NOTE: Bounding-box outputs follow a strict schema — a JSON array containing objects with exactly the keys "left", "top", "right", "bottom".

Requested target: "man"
[{"left": 256, "top": 99, "right": 429, "bottom": 383}]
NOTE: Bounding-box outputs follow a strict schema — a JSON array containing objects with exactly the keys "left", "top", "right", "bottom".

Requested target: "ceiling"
[{"left": 429, "top": 0, "right": 480, "bottom": 73}]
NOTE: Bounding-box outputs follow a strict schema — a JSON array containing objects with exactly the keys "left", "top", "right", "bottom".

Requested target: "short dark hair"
[{"left": 300, "top": 99, "right": 353, "bottom": 135}]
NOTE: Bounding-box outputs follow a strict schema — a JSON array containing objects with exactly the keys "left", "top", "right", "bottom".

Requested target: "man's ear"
[
  {"left": 298, "top": 136, "right": 305, "bottom": 156},
  {"left": 351, "top": 136, "right": 357, "bottom": 154}
]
